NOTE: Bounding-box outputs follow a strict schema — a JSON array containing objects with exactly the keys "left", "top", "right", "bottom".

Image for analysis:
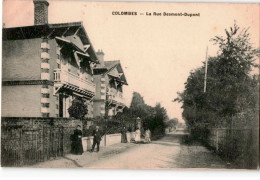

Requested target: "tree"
[
  {"left": 174, "top": 22, "right": 259, "bottom": 168},
  {"left": 146, "top": 103, "right": 168, "bottom": 136},
  {"left": 129, "top": 92, "right": 150, "bottom": 118},
  {"left": 175, "top": 22, "right": 259, "bottom": 130},
  {"left": 166, "top": 118, "right": 179, "bottom": 128},
  {"left": 116, "top": 91, "right": 169, "bottom": 137},
  {"left": 68, "top": 97, "right": 88, "bottom": 119}
]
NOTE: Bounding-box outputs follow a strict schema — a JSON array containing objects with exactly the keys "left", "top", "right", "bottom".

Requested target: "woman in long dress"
[
  {"left": 121, "top": 126, "right": 128, "bottom": 143},
  {"left": 71, "top": 125, "right": 83, "bottom": 155},
  {"left": 135, "top": 128, "right": 141, "bottom": 143},
  {"left": 145, "top": 128, "right": 151, "bottom": 143}
]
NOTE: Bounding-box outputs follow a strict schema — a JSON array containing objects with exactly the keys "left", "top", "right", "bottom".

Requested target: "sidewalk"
[{"left": 27, "top": 142, "right": 137, "bottom": 168}]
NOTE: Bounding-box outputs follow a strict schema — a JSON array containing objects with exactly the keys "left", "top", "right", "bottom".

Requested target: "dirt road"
[
  {"left": 87, "top": 131, "right": 227, "bottom": 169},
  {"left": 30, "top": 131, "right": 227, "bottom": 169}
]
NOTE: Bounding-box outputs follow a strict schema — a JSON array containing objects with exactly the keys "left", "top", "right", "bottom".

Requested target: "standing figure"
[
  {"left": 121, "top": 126, "right": 128, "bottom": 143},
  {"left": 145, "top": 128, "right": 151, "bottom": 143},
  {"left": 91, "top": 126, "right": 102, "bottom": 152},
  {"left": 71, "top": 125, "right": 83, "bottom": 155},
  {"left": 135, "top": 128, "right": 141, "bottom": 143}
]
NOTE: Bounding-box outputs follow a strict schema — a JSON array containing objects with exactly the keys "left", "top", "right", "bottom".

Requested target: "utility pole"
[
  {"left": 104, "top": 86, "right": 109, "bottom": 146},
  {"left": 204, "top": 46, "right": 208, "bottom": 93}
]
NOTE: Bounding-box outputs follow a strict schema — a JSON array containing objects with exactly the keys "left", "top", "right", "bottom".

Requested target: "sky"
[{"left": 2, "top": 0, "right": 259, "bottom": 122}]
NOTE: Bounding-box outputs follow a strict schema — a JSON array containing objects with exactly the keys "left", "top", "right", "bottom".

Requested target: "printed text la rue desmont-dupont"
[{"left": 112, "top": 11, "right": 200, "bottom": 17}]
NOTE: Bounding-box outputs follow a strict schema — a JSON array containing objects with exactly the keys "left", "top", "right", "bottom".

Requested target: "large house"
[
  {"left": 93, "top": 50, "right": 128, "bottom": 118},
  {"left": 2, "top": 0, "right": 127, "bottom": 118}
]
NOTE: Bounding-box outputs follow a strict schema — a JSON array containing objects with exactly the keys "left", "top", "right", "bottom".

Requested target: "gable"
[
  {"left": 105, "top": 62, "right": 128, "bottom": 85},
  {"left": 108, "top": 67, "right": 120, "bottom": 77},
  {"left": 65, "top": 35, "right": 85, "bottom": 51},
  {"left": 3, "top": 22, "right": 99, "bottom": 63}
]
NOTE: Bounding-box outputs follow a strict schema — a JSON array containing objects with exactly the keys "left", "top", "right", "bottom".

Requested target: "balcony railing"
[
  {"left": 109, "top": 92, "right": 125, "bottom": 105},
  {"left": 54, "top": 69, "right": 95, "bottom": 93}
]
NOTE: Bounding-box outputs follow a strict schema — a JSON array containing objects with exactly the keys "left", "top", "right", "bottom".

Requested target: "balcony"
[
  {"left": 108, "top": 92, "right": 126, "bottom": 107},
  {"left": 54, "top": 69, "right": 95, "bottom": 94}
]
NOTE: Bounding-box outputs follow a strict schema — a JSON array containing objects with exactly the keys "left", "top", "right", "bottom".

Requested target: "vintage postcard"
[{"left": 1, "top": 0, "right": 259, "bottom": 170}]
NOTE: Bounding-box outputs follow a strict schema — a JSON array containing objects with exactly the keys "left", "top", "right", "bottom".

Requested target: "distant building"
[
  {"left": 2, "top": 0, "right": 99, "bottom": 118},
  {"left": 93, "top": 50, "right": 128, "bottom": 118}
]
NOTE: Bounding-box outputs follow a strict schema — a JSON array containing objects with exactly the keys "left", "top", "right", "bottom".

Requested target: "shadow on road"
[
  {"left": 153, "top": 132, "right": 202, "bottom": 147},
  {"left": 62, "top": 156, "right": 83, "bottom": 167},
  {"left": 151, "top": 141, "right": 180, "bottom": 147}
]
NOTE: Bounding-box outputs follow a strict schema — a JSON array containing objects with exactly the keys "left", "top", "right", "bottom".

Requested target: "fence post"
[
  {"left": 216, "top": 129, "right": 219, "bottom": 152},
  {"left": 20, "top": 129, "right": 24, "bottom": 166}
]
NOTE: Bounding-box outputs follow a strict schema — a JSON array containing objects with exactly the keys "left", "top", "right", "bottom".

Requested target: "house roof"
[
  {"left": 105, "top": 60, "right": 128, "bottom": 85},
  {"left": 104, "top": 60, "right": 120, "bottom": 69},
  {"left": 3, "top": 21, "right": 99, "bottom": 63}
]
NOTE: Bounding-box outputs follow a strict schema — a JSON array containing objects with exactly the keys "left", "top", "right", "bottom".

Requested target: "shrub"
[{"left": 68, "top": 97, "right": 88, "bottom": 119}]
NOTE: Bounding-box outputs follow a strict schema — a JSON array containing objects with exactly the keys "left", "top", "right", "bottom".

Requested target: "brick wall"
[
  {"left": 93, "top": 101, "right": 103, "bottom": 118},
  {"left": 46, "top": 39, "right": 58, "bottom": 118},
  {"left": 2, "top": 38, "right": 42, "bottom": 81},
  {"left": 2, "top": 85, "right": 42, "bottom": 117},
  {"left": 48, "top": 39, "right": 58, "bottom": 82},
  {"left": 33, "top": 0, "right": 49, "bottom": 25},
  {"left": 93, "top": 74, "right": 107, "bottom": 117}
]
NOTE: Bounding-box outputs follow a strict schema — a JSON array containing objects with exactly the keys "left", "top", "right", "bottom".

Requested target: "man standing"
[{"left": 91, "top": 126, "right": 102, "bottom": 152}]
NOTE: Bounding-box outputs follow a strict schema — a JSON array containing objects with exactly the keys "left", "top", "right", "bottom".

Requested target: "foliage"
[
  {"left": 175, "top": 22, "right": 259, "bottom": 130},
  {"left": 166, "top": 118, "right": 179, "bottom": 128},
  {"left": 82, "top": 117, "right": 124, "bottom": 136},
  {"left": 174, "top": 22, "right": 259, "bottom": 167},
  {"left": 128, "top": 92, "right": 151, "bottom": 118},
  {"left": 68, "top": 97, "right": 88, "bottom": 119},
  {"left": 114, "top": 92, "right": 169, "bottom": 138},
  {"left": 142, "top": 103, "right": 168, "bottom": 138},
  {"left": 82, "top": 91, "right": 170, "bottom": 138}
]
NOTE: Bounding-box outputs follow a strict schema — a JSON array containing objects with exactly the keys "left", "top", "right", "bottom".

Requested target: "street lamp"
[{"left": 104, "top": 87, "right": 111, "bottom": 146}]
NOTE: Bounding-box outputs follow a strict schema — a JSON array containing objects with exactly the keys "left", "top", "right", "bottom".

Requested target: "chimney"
[
  {"left": 33, "top": 0, "right": 49, "bottom": 25},
  {"left": 96, "top": 49, "right": 105, "bottom": 67}
]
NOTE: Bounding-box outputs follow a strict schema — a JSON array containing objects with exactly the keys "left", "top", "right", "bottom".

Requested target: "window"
[
  {"left": 41, "top": 68, "right": 49, "bottom": 73},
  {"left": 41, "top": 103, "right": 49, "bottom": 108},
  {"left": 42, "top": 113, "right": 49, "bottom": 118},
  {"left": 42, "top": 94, "right": 50, "bottom": 98},
  {"left": 42, "top": 59, "right": 49, "bottom": 63},
  {"left": 42, "top": 84, "right": 48, "bottom": 88}
]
